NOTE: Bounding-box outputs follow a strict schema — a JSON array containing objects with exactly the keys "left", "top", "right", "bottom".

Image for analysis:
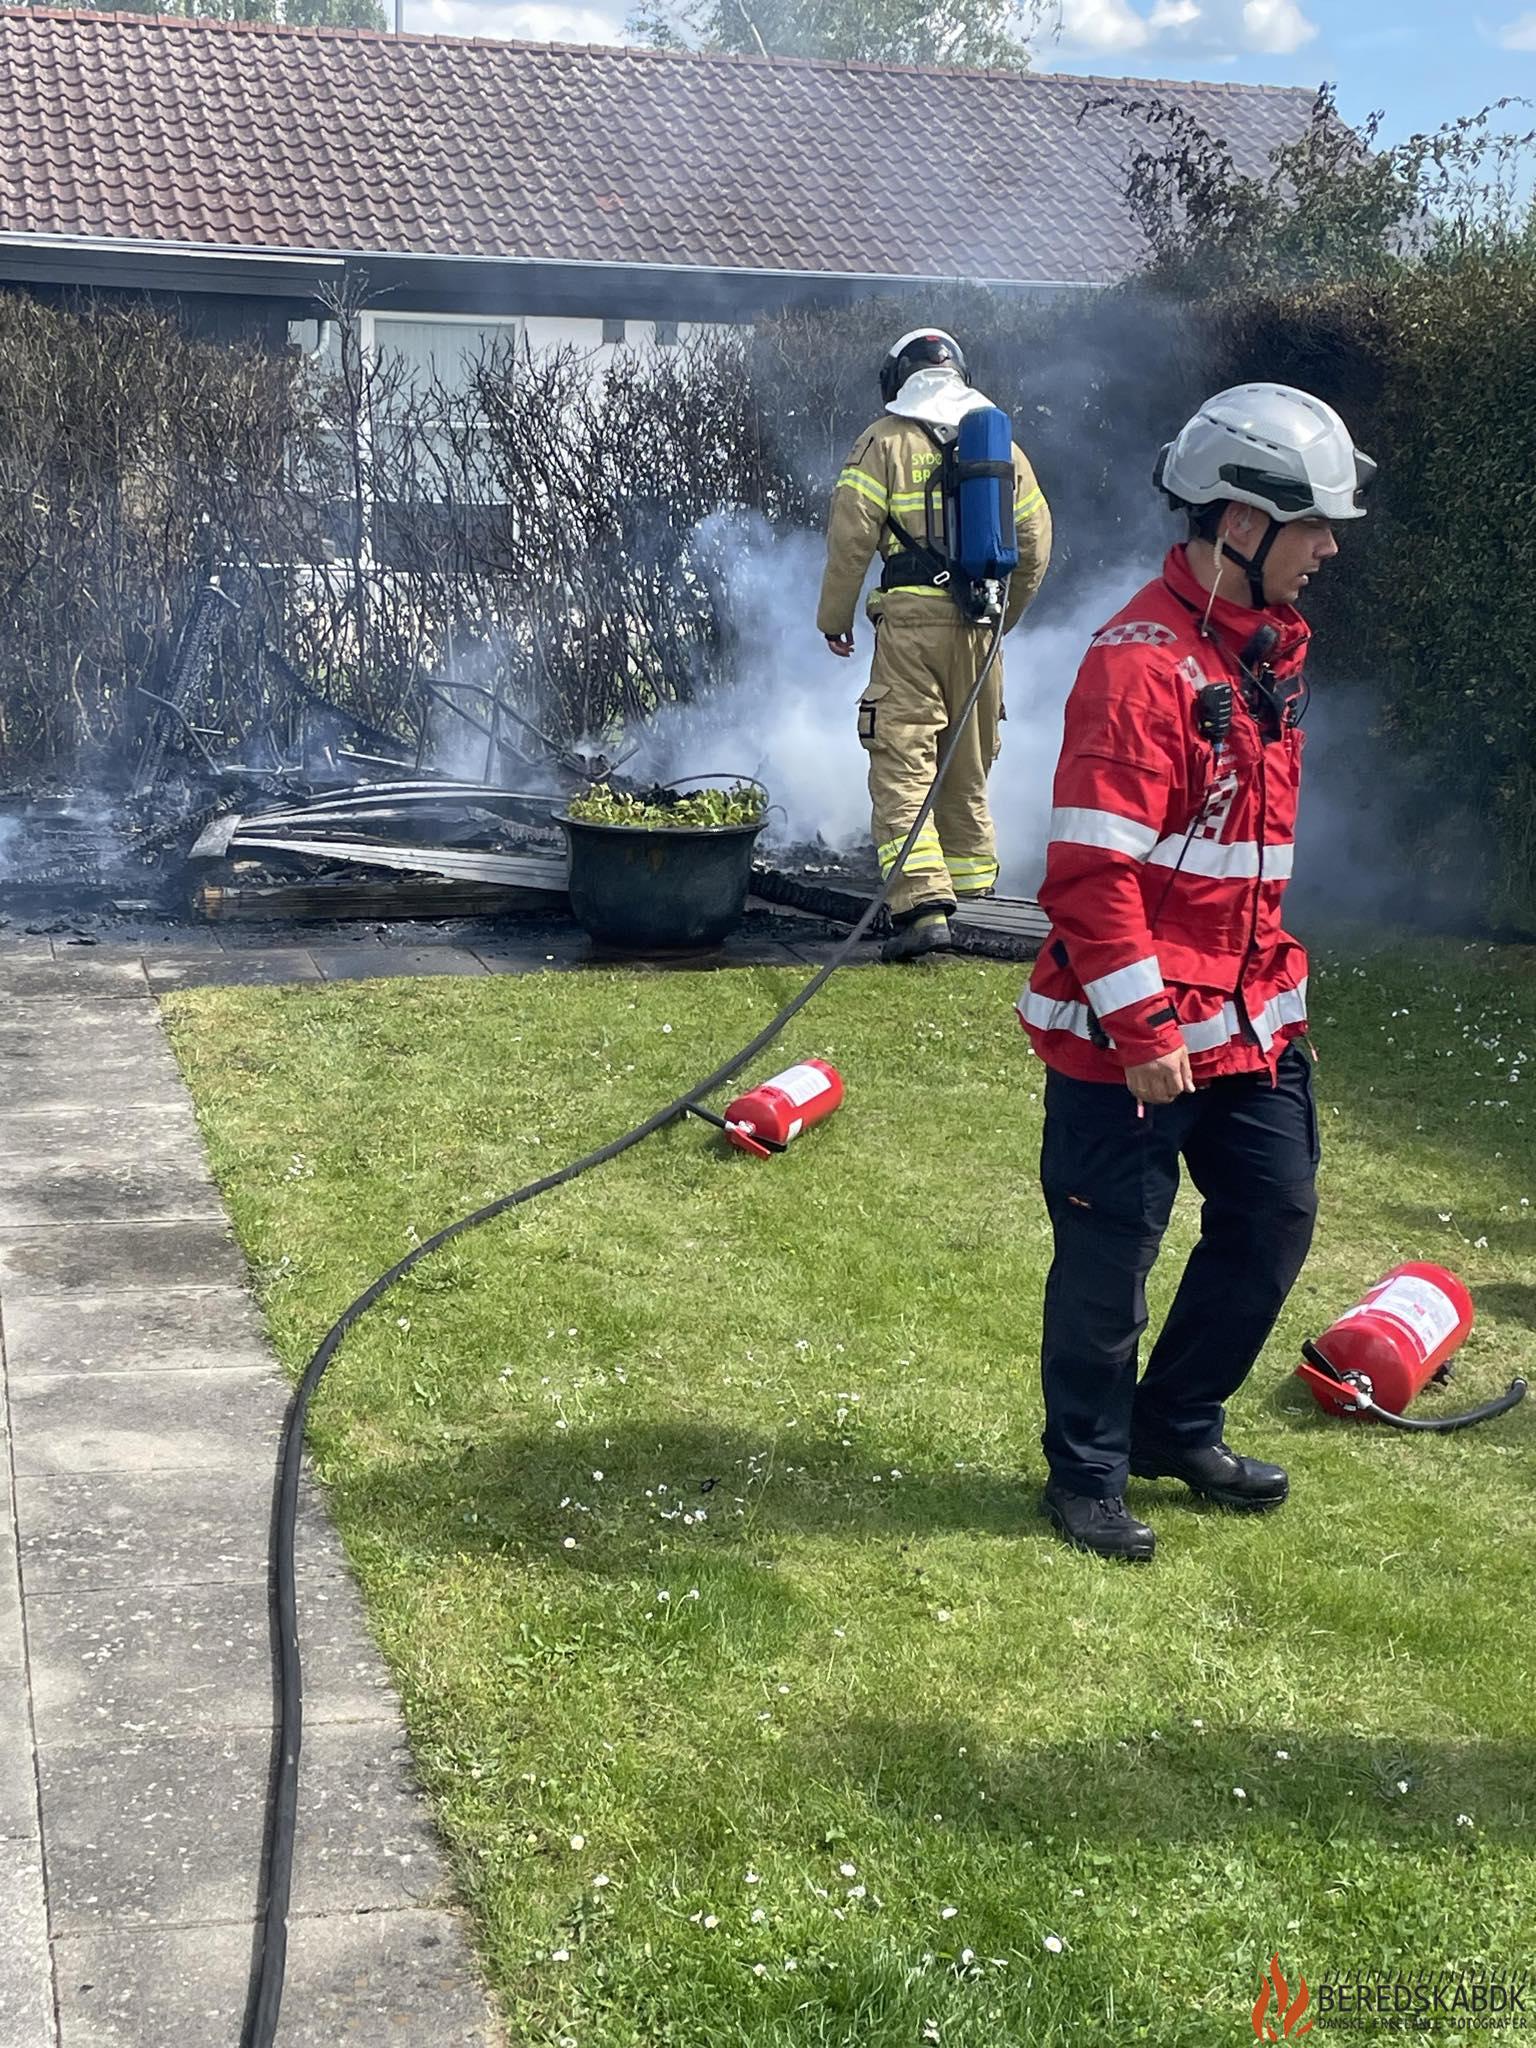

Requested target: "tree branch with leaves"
[{"left": 627, "top": 0, "right": 1043, "bottom": 70}]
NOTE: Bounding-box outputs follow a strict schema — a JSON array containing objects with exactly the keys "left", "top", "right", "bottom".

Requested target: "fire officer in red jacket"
[{"left": 1019, "top": 384, "right": 1377, "bottom": 1561}]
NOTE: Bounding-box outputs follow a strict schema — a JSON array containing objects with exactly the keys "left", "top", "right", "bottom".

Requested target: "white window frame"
[{"left": 362, "top": 311, "right": 528, "bottom": 526}]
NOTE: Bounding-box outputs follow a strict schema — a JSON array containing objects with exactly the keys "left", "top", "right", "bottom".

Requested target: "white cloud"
[
  {"left": 1052, "top": 0, "right": 1152, "bottom": 50},
  {"left": 1045, "top": 0, "right": 1319, "bottom": 66},
  {"left": 1241, "top": 0, "right": 1318, "bottom": 54},
  {"left": 1149, "top": 0, "right": 1202, "bottom": 25},
  {"left": 1494, "top": 10, "right": 1536, "bottom": 48},
  {"left": 414, "top": 0, "right": 627, "bottom": 41}
]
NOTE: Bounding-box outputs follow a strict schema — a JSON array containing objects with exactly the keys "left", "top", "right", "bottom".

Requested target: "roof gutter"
[
  {"left": 0, "top": 232, "right": 344, "bottom": 270},
  {"left": 0, "top": 231, "right": 345, "bottom": 304},
  {"left": 0, "top": 232, "right": 1105, "bottom": 299}
]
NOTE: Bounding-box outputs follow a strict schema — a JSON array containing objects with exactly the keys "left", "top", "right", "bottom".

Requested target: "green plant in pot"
[{"left": 558, "top": 777, "right": 769, "bottom": 950}]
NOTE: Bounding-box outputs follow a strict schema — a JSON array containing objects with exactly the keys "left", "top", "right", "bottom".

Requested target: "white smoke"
[
  {"left": 638, "top": 510, "right": 1157, "bottom": 897},
  {"left": 454, "top": 469, "right": 1455, "bottom": 925},
  {"left": 988, "top": 566, "right": 1160, "bottom": 890},
  {"left": 636, "top": 514, "right": 871, "bottom": 849}
]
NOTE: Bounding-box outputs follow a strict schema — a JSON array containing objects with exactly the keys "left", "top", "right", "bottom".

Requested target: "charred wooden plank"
[{"left": 196, "top": 875, "right": 567, "bottom": 922}]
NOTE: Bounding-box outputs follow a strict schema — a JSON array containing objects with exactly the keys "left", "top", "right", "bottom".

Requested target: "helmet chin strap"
[
  {"left": 1199, "top": 537, "right": 1224, "bottom": 637},
  {"left": 1213, "top": 513, "right": 1279, "bottom": 609}
]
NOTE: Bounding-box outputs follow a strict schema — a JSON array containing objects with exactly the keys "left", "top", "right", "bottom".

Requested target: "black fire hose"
[
  {"left": 242, "top": 608, "right": 1009, "bottom": 2048},
  {"left": 1300, "top": 1341, "right": 1528, "bottom": 1433}
]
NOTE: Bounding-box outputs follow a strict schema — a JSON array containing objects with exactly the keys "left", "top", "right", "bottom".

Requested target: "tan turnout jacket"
[{"left": 816, "top": 414, "right": 1052, "bottom": 638}]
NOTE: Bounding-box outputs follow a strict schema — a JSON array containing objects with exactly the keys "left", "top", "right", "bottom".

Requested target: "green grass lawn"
[{"left": 163, "top": 939, "right": 1536, "bottom": 2048}]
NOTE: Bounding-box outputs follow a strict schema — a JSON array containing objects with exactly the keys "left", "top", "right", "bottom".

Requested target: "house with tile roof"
[{"left": 0, "top": 5, "right": 1316, "bottom": 377}]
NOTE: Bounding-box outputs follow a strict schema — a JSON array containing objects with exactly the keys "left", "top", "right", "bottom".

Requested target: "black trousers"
[{"left": 1038, "top": 1044, "right": 1320, "bottom": 1497}]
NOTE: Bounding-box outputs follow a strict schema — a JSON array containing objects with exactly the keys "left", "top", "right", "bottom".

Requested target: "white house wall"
[
  {"left": 289, "top": 312, "right": 734, "bottom": 371},
  {"left": 521, "top": 315, "right": 725, "bottom": 355}
]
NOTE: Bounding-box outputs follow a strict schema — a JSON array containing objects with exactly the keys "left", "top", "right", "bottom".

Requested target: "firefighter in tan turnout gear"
[{"left": 818, "top": 329, "right": 1053, "bottom": 961}]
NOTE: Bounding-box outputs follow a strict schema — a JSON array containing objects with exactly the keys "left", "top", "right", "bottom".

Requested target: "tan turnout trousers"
[
  {"left": 816, "top": 409, "right": 1052, "bottom": 922},
  {"left": 858, "top": 612, "right": 1004, "bottom": 918}
]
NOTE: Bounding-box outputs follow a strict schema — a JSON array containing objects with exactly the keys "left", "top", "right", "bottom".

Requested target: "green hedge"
[{"left": 1207, "top": 265, "right": 1536, "bottom": 928}]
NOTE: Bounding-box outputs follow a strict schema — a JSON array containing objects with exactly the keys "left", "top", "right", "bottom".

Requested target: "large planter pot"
[{"left": 558, "top": 811, "right": 766, "bottom": 951}]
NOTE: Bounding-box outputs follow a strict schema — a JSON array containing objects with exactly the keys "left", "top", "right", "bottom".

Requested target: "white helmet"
[
  {"left": 1155, "top": 383, "right": 1376, "bottom": 525},
  {"left": 879, "top": 328, "right": 967, "bottom": 405}
]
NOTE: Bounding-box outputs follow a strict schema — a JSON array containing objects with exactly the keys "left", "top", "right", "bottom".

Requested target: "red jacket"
[{"left": 1019, "top": 546, "right": 1312, "bottom": 1084}]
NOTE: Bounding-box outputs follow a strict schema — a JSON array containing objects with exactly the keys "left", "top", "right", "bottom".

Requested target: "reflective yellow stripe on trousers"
[
  {"left": 950, "top": 857, "right": 999, "bottom": 895},
  {"left": 877, "top": 828, "right": 947, "bottom": 877}
]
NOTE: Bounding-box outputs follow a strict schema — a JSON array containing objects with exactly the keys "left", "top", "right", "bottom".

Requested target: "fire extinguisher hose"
[
  {"left": 1300, "top": 1342, "right": 1528, "bottom": 1432},
  {"left": 241, "top": 613, "right": 1009, "bottom": 2048}
]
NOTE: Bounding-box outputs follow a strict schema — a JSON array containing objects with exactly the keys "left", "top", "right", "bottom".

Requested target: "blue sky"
[
  {"left": 1034, "top": 1, "right": 1535, "bottom": 146},
  {"left": 412, "top": 0, "right": 1535, "bottom": 145}
]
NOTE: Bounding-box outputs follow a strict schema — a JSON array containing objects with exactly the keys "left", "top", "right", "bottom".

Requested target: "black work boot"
[
  {"left": 881, "top": 911, "right": 953, "bottom": 964},
  {"left": 1129, "top": 1440, "right": 1289, "bottom": 1511},
  {"left": 1042, "top": 1482, "right": 1157, "bottom": 1562}
]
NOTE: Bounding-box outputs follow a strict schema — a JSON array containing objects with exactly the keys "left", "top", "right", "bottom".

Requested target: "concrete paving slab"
[
  {"left": 0, "top": 1554, "right": 18, "bottom": 1662},
  {"left": 53, "top": 1908, "right": 499, "bottom": 2046},
  {"left": 0, "top": 1158, "right": 223, "bottom": 1229},
  {"left": 310, "top": 946, "right": 487, "bottom": 981},
  {"left": 41, "top": 1719, "right": 451, "bottom": 1933},
  {"left": 470, "top": 934, "right": 591, "bottom": 972},
  {"left": 786, "top": 935, "right": 880, "bottom": 966},
  {"left": 0, "top": 1221, "right": 247, "bottom": 1298},
  {"left": 28, "top": 1576, "right": 398, "bottom": 1743},
  {"left": 0, "top": 1286, "right": 270, "bottom": 1384},
  {"left": 9, "top": 1368, "right": 282, "bottom": 1478},
  {"left": 0, "top": 1447, "right": 19, "bottom": 1644},
  {"left": 0, "top": 1568, "right": 17, "bottom": 1676},
  {"left": 0, "top": 1104, "right": 202, "bottom": 1163},
  {"left": 0, "top": 1837, "right": 53, "bottom": 2048},
  {"left": 0, "top": 1056, "right": 187, "bottom": 1119},
  {"left": 723, "top": 937, "right": 815, "bottom": 967},
  {"left": 0, "top": 1005, "right": 168, "bottom": 1062},
  {"left": 0, "top": 957, "right": 146, "bottom": 1003},
  {"left": 206, "top": 922, "right": 338, "bottom": 951},
  {"left": 0, "top": 1660, "right": 39, "bottom": 1843},
  {"left": 36, "top": 948, "right": 148, "bottom": 976},
  {"left": 16, "top": 1468, "right": 346, "bottom": 1595},
  {"left": 0, "top": 1288, "right": 270, "bottom": 1380},
  {"left": 129, "top": 929, "right": 226, "bottom": 953},
  {"left": 142, "top": 949, "right": 322, "bottom": 992}
]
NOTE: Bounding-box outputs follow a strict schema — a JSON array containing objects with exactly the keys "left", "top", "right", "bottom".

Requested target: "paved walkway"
[
  {"left": 0, "top": 904, "right": 848, "bottom": 995},
  {"left": 0, "top": 946, "right": 502, "bottom": 2045}
]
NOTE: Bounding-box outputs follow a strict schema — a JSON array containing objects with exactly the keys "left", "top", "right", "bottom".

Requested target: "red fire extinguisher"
[
  {"left": 1297, "top": 1263, "right": 1526, "bottom": 1432},
  {"left": 689, "top": 1059, "right": 845, "bottom": 1158}
]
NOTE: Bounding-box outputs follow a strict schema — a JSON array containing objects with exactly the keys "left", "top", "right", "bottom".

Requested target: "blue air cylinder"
[{"left": 950, "top": 406, "right": 1019, "bottom": 586}]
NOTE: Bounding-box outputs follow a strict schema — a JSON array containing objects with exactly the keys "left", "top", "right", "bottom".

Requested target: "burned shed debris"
[
  {"left": 0, "top": 579, "right": 591, "bottom": 929},
  {"left": 0, "top": 578, "right": 1045, "bottom": 960}
]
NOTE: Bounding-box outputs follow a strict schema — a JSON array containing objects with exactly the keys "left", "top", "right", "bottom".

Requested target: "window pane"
[{"left": 373, "top": 317, "right": 522, "bottom": 396}]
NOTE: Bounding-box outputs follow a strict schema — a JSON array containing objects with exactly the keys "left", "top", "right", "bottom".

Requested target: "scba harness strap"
[
  {"left": 879, "top": 427, "right": 1011, "bottom": 624},
  {"left": 880, "top": 426, "right": 955, "bottom": 592}
]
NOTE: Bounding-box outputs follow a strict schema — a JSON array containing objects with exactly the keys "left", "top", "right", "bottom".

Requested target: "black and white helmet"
[
  {"left": 879, "top": 328, "right": 968, "bottom": 405},
  {"left": 1155, "top": 383, "right": 1376, "bottom": 524}
]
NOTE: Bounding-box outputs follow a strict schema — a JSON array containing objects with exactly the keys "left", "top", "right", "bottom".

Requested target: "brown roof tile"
[{"left": 0, "top": 6, "right": 1316, "bottom": 284}]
